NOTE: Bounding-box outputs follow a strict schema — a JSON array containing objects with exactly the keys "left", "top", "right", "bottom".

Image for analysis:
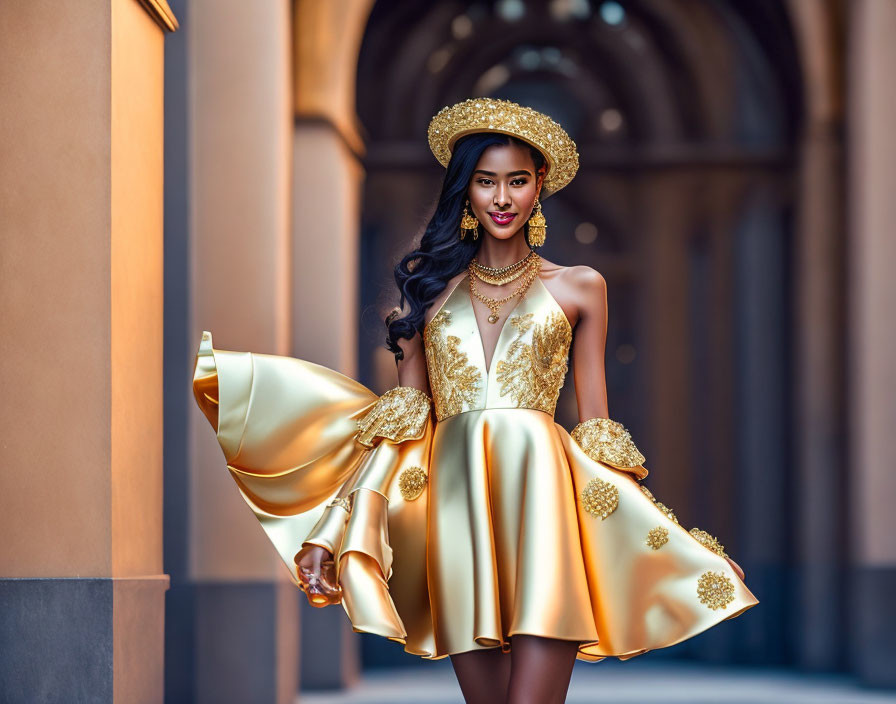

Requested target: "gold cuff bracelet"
[
  {"left": 571, "top": 417, "right": 648, "bottom": 479},
  {"left": 356, "top": 386, "right": 432, "bottom": 448}
]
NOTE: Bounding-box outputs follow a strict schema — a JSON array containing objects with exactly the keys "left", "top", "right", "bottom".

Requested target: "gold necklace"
[
  {"left": 470, "top": 250, "right": 534, "bottom": 277},
  {"left": 468, "top": 255, "right": 541, "bottom": 323},
  {"left": 469, "top": 251, "right": 536, "bottom": 286},
  {"left": 470, "top": 263, "right": 530, "bottom": 286}
]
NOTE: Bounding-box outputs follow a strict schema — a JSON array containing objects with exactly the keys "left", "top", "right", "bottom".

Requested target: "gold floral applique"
[
  {"left": 423, "top": 309, "right": 482, "bottom": 420},
  {"left": 494, "top": 311, "right": 572, "bottom": 415},
  {"left": 646, "top": 525, "right": 669, "bottom": 550},
  {"left": 696, "top": 571, "right": 736, "bottom": 610},
  {"left": 580, "top": 477, "right": 619, "bottom": 519},
  {"left": 398, "top": 466, "right": 427, "bottom": 501}
]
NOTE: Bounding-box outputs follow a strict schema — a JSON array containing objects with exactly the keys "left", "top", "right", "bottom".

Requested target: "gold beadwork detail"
[
  {"left": 638, "top": 483, "right": 680, "bottom": 524},
  {"left": 423, "top": 309, "right": 482, "bottom": 421},
  {"left": 427, "top": 98, "right": 579, "bottom": 197},
  {"left": 655, "top": 502, "right": 680, "bottom": 525},
  {"left": 697, "top": 571, "right": 736, "bottom": 610},
  {"left": 689, "top": 528, "right": 728, "bottom": 558},
  {"left": 580, "top": 477, "right": 619, "bottom": 520},
  {"left": 646, "top": 526, "right": 669, "bottom": 550},
  {"left": 494, "top": 310, "right": 572, "bottom": 416},
  {"left": 327, "top": 496, "right": 352, "bottom": 513},
  {"left": 356, "top": 386, "right": 432, "bottom": 448},
  {"left": 570, "top": 417, "right": 646, "bottom": 469},
  {"left": 398, "top": 466, "right": 427, "bottom": 501}
]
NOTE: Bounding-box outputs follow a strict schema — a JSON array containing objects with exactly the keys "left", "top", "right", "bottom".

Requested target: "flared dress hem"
[{"left": 345, "top": 596, "right": 758, "bottom": 663}]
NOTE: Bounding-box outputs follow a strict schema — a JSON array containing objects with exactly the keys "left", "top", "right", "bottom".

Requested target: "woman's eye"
[{"left": 477, "top": 178, "right": 527, "bottom": 186}]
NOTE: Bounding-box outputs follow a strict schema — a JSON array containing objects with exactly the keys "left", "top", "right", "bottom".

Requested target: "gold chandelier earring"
[
  {"left": 526, "top": 196, "right": 547, "bottom": 247},
  {"left": 460, "top": 199, "right": 480, "bottom": 240}
]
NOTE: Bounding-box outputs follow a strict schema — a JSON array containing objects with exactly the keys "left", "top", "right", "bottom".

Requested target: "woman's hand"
[
  {"left": 725, "top": 556, "right": 745, "bottom": 580},
  {"left": 295, "top": 545, "right": 341, "bottom": 607}
]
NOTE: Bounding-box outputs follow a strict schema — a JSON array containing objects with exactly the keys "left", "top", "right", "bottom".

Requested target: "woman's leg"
[
  {"left": 450, "top": 646, "right": 511, "bottom": 704},
  {"left": 506, "top": 634, "right": 579, "bottom": 704}
]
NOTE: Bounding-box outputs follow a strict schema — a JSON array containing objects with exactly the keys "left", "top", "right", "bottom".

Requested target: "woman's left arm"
[
  {"left": 569, "top": 266, "right": 610, "bottom": 422},
  {"left": 567, "top": 266, "right": 648, "bottom": 480},
  {"left": 566, "top": 268, "right": 745, "bottom": 578}
]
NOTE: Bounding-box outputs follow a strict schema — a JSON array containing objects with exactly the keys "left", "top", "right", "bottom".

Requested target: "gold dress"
[{"left": 192, "top": 272, "right": 758, "bottom": 662}]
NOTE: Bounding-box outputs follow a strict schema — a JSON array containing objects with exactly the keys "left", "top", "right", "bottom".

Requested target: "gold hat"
[{"left": 427, "top": 97, "right": 579, "bottom": 197}]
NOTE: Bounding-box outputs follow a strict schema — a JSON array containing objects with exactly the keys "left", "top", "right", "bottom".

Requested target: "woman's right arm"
[
  {"left": 298, "top": 327, "right": 431, "bottom": 605},
  {"left": 395, "top": 330, "right": 430, "bottom": 394}
]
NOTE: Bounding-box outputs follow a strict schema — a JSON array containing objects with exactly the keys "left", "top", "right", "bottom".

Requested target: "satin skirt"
[{"left": 427, "top": 408, "right": 756, "bottom": 661}]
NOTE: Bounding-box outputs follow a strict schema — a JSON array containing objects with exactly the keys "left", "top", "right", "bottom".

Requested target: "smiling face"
[{"left": 467, "top": 140, "right": 547, "bottom": 242}]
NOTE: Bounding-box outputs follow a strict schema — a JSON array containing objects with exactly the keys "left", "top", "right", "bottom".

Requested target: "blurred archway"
[{"left": 353, "top": 0, "right": 834, "bottom": 672}]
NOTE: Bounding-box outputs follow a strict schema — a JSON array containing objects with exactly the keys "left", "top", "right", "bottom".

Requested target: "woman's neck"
[{"left": 475, "top": 231, "right": 532, "bottom": 268}]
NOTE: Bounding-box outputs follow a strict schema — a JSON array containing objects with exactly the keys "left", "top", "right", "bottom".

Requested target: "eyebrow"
[{"left": 473, "top": 169, "right": 532, "bottom": 177}]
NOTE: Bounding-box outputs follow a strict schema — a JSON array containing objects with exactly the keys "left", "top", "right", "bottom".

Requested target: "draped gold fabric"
[{"left": 191, "top": 275, "right": 757, "bottom": 662}]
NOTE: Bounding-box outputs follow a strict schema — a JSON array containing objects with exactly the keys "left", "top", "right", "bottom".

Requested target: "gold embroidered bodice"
[{"left": 423, "top": 272, "right": 573, "bottom": 421}]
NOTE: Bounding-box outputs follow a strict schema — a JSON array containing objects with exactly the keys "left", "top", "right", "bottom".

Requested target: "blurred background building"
[{"left": 1, "top": 0, "right": 895, "bottom": 702}]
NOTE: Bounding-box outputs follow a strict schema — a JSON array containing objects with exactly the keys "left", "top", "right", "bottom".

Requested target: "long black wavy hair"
[{"left": 385, "top": 132, "right": 547, "bottom": 361}]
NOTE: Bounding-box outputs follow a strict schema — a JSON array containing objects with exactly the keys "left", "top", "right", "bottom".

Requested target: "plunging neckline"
[
  {"left": 464, "top": 270, "right": 531, "bottom": 375},
  {"left": 423, "top": 267, "right": 573, "bottom": 380}
]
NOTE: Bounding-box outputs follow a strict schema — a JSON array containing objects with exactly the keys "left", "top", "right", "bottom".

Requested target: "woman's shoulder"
[
  {"left": 538, "top": 257, "right": 605, "bottom": 292},
  {"left": 538, "top": 258, "right": 605, "bottom": 328}
]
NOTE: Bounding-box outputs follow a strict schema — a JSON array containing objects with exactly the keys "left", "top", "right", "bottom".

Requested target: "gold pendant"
[{"left": 488, "top": 313, "right": 499, "bottom": 323}]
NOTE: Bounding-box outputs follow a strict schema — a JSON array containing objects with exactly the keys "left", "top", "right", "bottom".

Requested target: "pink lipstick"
[{"left": 488, "top": 211, "right": 517, "bottom": 226}]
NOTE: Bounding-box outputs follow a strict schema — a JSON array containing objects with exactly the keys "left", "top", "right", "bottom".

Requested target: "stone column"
[
  {"left": 847, "top": 0, "right": 896, "bottom": 687},
  {"left": 186, "top": 1, "right": 298, "bottom": 702},
  {"left": 788, "top": 0, "right": 848, "bottom": 671},
  {"left": 0, "top": 1, "right": 176, "bottom": 701},
  {"left": 730, "top": 180, "right": 791, "bottom": 664},
  {"left": 290, "top": 0, "right": 373, "bottom": 689}
]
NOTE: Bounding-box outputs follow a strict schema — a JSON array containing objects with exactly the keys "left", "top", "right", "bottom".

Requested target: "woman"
[{"left": 192, "top": 97, "right": 757, "bottom": 704}]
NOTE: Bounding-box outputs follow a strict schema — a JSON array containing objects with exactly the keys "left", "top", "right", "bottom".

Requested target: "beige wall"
[
  {"left": 0, "top": 0, "right": 175, "bottom": 701},
  {"left": 0, "top": 0, "right": 169, "bottom": 581},
  {"left": 0, "top": 0, "right": 113, "bottom": 577}
]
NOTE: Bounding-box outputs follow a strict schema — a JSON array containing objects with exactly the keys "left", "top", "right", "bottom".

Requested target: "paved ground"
[{"left": 298, "top": 661, "right": 896, "bottom": 704}]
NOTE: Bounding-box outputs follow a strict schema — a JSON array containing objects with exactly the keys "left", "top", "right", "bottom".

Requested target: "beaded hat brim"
[{"left": 427, "top": 97, "right": 579, "bottom": 197}]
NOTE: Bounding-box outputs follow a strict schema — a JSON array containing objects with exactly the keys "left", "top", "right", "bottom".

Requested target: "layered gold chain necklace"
[
  {"left": 468, "top": 251, "right": 541, "bottom": 323},
  {"left": 469, "top": 250, "right": 537, "bottom": 285}
]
